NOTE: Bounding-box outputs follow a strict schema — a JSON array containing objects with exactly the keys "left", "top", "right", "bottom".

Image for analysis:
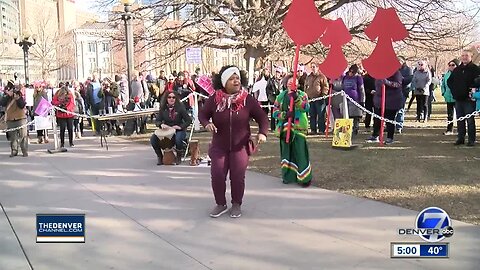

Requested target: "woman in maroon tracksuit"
[{"left": 199, "top": 65, "right": 269, "bottom": 218}]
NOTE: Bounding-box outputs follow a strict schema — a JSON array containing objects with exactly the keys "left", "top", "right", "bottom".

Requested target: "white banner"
[
  {"left": 25, "top": 88, "right": 34, "bottom": 106},
  {"left": 34, "top": 115, "right": 53, "bottom": 131},
  {"left": 186, "top": 47, "right": 202, "bottom": 64}
]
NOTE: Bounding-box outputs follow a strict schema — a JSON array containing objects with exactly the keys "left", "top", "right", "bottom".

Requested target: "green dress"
[{"left": 273, "top": 90, "right": 312, "bottom": 184}]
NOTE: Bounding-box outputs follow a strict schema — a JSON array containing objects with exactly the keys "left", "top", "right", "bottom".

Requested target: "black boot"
[
  {"left": 154, "top": 149, "right": 163, "bottom": 165},
  {"left": 176, "top": 150, "right": 184, "bottom": 165}
]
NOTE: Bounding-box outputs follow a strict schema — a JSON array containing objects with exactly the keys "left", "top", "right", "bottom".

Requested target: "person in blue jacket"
[{"left": 441, "top": 59, "right": 459, "bottom": 135}]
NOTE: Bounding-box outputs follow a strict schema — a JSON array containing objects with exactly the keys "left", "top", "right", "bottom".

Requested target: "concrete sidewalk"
[{"left": 0, "top": 134, "right": 479, "bottom": 270}]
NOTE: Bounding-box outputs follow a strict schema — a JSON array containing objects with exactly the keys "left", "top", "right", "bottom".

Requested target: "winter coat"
[
  {"left": 73, "top": 91, "right": 85, "bottom": 119},
  {"left": 472, "top": 90, "right": 480, "bottom": 111},
  {"left": 441, "top": 71, "right": 455, "bottom": 103},
  {"left": 342, "top": 75, "right": 365, "bottom": 117},
  {"left": 447, "top": 61, "right": 480, "bottom": 101},
  {"left": 373, "top": 70, "right": 404, "bottom": 111},
  {"left": 0, "top": 95, "right": 26, "bottom": 121},
  {"left": 86, "top": 81, "right": 103, "bottom": 107},
  {"left": 199, "top": 91, "right": 268, "bottom": 152},
  {"left": 52, "top": 92, "right": 75, "bottom": 118},
  {"left": 130, "top": 79, "right": 144, "bottom": 101},
  {"left": 342, "top": 75, "right": 365, "bottom": 102},
  {"left": 399, "top": 64, "right": 413, "bottom": 97},
  {"left": 305, "top": 72, "right": 329, "bottom": 99},
  {"left": 412, "top": 69, "right": 432, "bottom": 96},
  {"left": 103, "top": 83, "right": 118, "bottom": 109},
  {"left": 155, "top": 102, "right": 192, "bottom": 131}
]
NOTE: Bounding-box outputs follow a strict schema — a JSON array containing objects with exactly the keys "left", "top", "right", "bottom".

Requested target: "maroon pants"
[{"left": 209, "top": 147, "right": 249, "bottom": 205}]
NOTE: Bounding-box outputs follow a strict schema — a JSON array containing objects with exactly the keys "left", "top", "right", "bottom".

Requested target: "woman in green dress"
[{"left": 273, "top": 75, "right": 313, "bottom": 187}]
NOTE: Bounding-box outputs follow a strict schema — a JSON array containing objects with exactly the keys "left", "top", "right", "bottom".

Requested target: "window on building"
[
  {"left": 89, "top": 58, "right": 96, "bottom": 73},
  {"left": 102, "top": 42, "right": 109, "bottom": 52},
  {"left": 88, "top": 43, "right": 96, "bottom": 53},
  {"left": 222, "top": 56, "right": 228, "bottom": 66},
  {"left": 103, "top": 57, "right": 110, "bottom": 72},
  {"left": 232, "top": 56, "right": 238, "bottom": 66}
]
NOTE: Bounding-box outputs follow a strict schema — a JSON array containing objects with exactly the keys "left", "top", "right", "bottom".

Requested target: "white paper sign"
[
  {"left": 25, "top": 88, "right": 34, "bottom": 106},
  {"left": 186, "top": 47, "right": 202, "bottom": 64},
  {"left": 47, "top": 89, "right": 54, "bottom": 102},
  {"left": 252, "top": 78, "right": 268, "bottom": 102},
  {"left": 34, "top": 115, "right": 52, "bottom": 131},
  {"left": 248, "top": 57, "right": 255, "bottom": 86}
]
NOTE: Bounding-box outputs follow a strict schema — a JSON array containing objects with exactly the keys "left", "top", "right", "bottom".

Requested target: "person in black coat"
[
  {"left": 447, "top": 50, "right": 480, "bottom": 146},
  {"left": 150, "top": 92, "right": 192, "bottom": 165}
]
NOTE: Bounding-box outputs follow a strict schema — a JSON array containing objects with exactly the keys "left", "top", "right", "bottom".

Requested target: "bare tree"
[
  {"left": 28, "top": 15, "right": 58, "bottom": 80},
  {"left": 97, "top": 0, "right": 479, "bottom": 71}
]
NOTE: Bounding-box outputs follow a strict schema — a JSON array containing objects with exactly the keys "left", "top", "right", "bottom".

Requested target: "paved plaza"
[{"left": 0, "top": 134, "right": 479, "bottom": 270}]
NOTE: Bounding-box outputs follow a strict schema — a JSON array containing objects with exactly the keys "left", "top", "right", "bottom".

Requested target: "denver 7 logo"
[{"left": 416, "top": 207, "right": 452, "bottom": 242}]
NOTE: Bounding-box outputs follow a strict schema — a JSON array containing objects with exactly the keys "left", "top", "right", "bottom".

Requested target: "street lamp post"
[
  {"left": 120, "top": 0, "right": 135, "bottom": 87},
  {"left": 14, "top": 32, "right": 36, "bottom": 85}
]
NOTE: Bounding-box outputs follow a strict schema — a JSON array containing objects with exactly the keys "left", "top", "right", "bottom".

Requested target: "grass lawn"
[{"left": 125, "top": 101, "right": 480, "bottom": 225}]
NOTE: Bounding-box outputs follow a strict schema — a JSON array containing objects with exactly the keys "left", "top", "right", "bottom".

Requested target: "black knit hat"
[
  {"left": 349, "top": 64, "right": 359, "bottom": 74},
  {"left": 449, "top": 59, "right": 460, "bottom": 67}
]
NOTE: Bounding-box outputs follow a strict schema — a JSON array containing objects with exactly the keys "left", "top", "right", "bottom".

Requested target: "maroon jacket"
[{"left": 199, "top": 93, "right": 268, "bottom": 152}]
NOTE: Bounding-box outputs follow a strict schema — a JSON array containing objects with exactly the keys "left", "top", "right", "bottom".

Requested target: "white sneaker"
[{"left": 365, "top": 136, "right": 379, "bottom": 143}]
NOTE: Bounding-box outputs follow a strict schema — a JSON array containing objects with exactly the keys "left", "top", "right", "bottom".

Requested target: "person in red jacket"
[
  {"left": 199, "top": 65, "right": 269, "bottom": 218},
  {"left": 52, "top": 86, "right": 75, "bottom": 148}
]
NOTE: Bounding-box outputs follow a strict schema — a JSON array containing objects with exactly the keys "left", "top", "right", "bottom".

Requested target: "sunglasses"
[
  {"left": 448, "top": 64, "right": 456, "bottom": 67},
  {"left": 167, "top": 96, "right": 176, "bottom": 99}
]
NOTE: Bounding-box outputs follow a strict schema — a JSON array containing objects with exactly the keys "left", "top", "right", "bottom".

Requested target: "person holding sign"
[
  {"left": 365, "top": 70, "right": 403, "bottom": 144},
  {"left": 199, "top": 65, "right": 268, "bottom": 218},
  {"left": 33, "top": 85, "right": 49, "bottom": 144},
  {"left": 273, "top": 75, "right": 312, "bottom": 187}
]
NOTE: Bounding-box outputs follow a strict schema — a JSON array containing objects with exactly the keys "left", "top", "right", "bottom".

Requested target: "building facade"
[
  {"left": 0, "top": 0, "right": 98, "bottom": 85},
  {"left": 57, "top": 21, "right": 117, "bottom": 82},
  {"left": 0, "top": 0, "right": 21, "bottom": 86},
  {"left": 0, "top": 0, "right": 19, "bottom": 43}
]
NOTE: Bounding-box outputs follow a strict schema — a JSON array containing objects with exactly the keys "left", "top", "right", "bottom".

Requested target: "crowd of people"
[
  {"left": 249, "top": 50, "right": 480, "bottom": 145},
  {"left": 1, "top": 50, "right": 480, "bottom": 218}
]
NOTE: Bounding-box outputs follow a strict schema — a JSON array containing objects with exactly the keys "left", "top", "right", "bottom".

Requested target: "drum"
[
  {"left": 162, "top": 149, "right": 176, "bottom": 165},
  {"left": 155, "top": 127, "right": 175, "bottom": 149},
  {"left": 154, "top": 127, "right": 176, "bottom": 165}
]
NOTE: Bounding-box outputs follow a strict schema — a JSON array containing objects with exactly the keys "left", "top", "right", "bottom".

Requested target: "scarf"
[
  {"left": 214, "top": 89, "right": 248, "bottom": 113},
  {"left": 167, "top": 104, "right": 176, "bottom": 120}
]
